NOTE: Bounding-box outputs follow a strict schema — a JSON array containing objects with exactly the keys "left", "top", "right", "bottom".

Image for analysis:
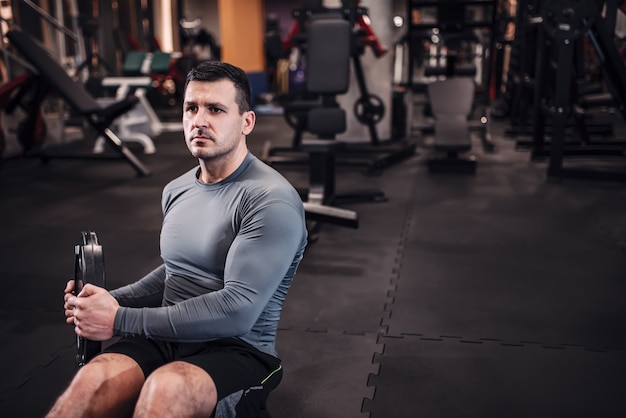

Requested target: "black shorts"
[{"left": 101, "top": 337, "right": 282, "bottom": 416}]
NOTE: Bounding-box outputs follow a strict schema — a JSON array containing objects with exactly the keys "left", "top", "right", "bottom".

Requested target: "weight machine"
[
  {"left": 529, "top": 0, "right": 626, "bottom": 181},
  {"left": 503, "top": 0, "right": 615, "bottom": 144},
  {"left": 263, "top": 0, "right": 416, "bottom": 173},
  {"left": 3, "top": 29, "right": 150, "bottom": 176},
  {"left": 405, "top": 0, "right": 498, "bottom": 172},
  {"left": 287, "top": 13, "right": 363, "bottom": 237}
]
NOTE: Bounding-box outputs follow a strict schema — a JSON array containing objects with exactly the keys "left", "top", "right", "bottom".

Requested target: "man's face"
[{"left": 182, "top": 79, "right": 254, "bottom": 161}]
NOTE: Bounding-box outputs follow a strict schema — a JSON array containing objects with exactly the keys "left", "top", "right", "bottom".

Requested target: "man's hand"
[
  {"left": 64, "top": 282, "right": 119, "bottom": 341},
  {"left": 63, "top": 280, "right": 76, "bottom": 324}
]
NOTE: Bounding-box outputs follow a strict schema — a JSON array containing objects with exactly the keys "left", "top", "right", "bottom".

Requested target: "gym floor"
[{"left": 1, "top": 100, "right": 626, "bottom": 418}]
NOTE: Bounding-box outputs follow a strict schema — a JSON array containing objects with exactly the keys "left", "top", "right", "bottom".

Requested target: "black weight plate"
[
  {"left": 74, "top": 231, "right": 105, "bottom": 367},
  {"left": 354, "top": 94, "right": 385, "bottom": 125}
]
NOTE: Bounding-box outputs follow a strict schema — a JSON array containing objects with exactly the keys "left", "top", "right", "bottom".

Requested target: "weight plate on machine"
[
  {"left": 353, "top": 94, "right": 385, "bottom": 125},
  {"left": 541, "top": 0, "right": 596, "bottom": 41},
  {"left": 74, "top": 231, "right": 105, "bottom": 367}
]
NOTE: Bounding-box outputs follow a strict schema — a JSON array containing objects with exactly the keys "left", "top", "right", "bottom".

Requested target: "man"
[{"left": 48, "top": 61, "right": 308, "bottom": 417}]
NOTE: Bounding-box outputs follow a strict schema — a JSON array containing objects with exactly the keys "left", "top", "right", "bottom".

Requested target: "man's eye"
[{"left": 210, "top": 107, "right": 223, "bottom": 113}]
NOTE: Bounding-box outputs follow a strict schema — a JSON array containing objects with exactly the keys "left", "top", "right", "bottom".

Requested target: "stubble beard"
[
  {"left": 190, "top": 143, "right": 224, "bottom": 161},
  {"left": 187, "top": 128, "right": 218, "bottom": 159},
  {"left": 188, "top": 136, "right": 234, "bottom": 163}
]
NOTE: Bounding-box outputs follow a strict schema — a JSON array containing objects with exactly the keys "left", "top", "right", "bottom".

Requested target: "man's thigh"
[
  {"left": 176, "top": 338, "right": 282, "bottom": 416},
  {"left": 101, "top": 337, "right": 174, "bottom": 378},
  {"left": 103, "top": 337, "right": 282, "bottom": 415}
]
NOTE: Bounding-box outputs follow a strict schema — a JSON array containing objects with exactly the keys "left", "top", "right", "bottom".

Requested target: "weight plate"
[
  {"left": 353, "top": 94, "right": 385, "bottom": 125},
  {"left": 74, "top": 231, "right": 105, "bottom": 367}
]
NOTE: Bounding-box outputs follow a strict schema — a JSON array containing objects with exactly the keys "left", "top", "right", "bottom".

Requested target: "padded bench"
[{"left": 427, "top": 77, "right": 476, "bottom": 174}]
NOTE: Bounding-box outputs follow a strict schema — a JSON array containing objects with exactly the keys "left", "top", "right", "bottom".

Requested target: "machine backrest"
[
  {"left": 306, "top": 15, "right": 351, "bottom": 95},
  {"left": 6, "top": 29, "right": 102, "bottom": 114},
  {"left": 305, "top": 15, "right": 351, "bottom": 137},
  {"left": 428, "top": 77, "right": 475, "bottom": 118}
]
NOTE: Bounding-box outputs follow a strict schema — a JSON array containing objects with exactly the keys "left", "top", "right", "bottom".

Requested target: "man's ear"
[{"left": 242, "top": 110, "right": 256, "bottom": 135}]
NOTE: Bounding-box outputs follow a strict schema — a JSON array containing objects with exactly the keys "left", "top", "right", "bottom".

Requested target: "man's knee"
[
  {"left": 47, "top": 354, "right": 144, "bottom": 418},
  {"left": 137, "top": 361, "right": 217, "bottom": 415},
  {"left": 69, "top": 354, "right": 142, "bottom": 391}
]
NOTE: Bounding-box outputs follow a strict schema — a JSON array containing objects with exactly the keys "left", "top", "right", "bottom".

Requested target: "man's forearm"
[{"left": 109, "top": 264, "right": 166, "bottom": 308}]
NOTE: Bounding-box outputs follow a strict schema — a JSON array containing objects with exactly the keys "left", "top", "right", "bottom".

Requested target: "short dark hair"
[{"left": 184, "top": 61, "right": 252, "bottom": 114}]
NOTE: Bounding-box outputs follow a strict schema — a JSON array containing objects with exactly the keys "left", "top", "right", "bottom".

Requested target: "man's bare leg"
[
  {"left": 133, "top": 361, "right": 218, "bottom": 418},
  {"left": 46, "top": 354, "right": 145, "bottom": 418}
]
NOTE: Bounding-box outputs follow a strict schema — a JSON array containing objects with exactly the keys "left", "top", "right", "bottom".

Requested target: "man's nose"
[{"left": 193, "top": 108, "right": 210, "bottom": 127}]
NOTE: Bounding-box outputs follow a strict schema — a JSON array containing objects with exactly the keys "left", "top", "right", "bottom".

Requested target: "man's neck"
[{"left": 197, "top": 147, "right": 248, "bottom": 184}]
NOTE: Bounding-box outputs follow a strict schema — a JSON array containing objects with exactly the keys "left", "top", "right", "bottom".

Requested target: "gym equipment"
[
  {"left": 5, "top": 29, "right": 151, "bottom": 176},
  {"left": 405, "top": 0, "right": 498, "bottom": 92},
  {"left": 121, "top": 49, "right": 185, "bottom": 109},
  {"left": 499, "top": 0, "right": 542, "bottom": 137},
  {"left": 123, "top": 51, "right": 172, "bottom": 77},
  {"left": 427, "top": 77, "right": 477, "bottom": 173},
  {"left": 530, "top": 0, "right": 626, "bottom": 181},
  {"left": 265, "top": 0, "right": 416, "bottom": 173},
  {"left": 95, "top": 77, "right": 156, "bottom": 154},
  {"left": 406, "top": 0, "right": 497, "bottom": 160},
  {"left": 180, "top": 17, "right": 221, "bottom": 62},
  {"left": 502, "top": 0, "right": 616, "bottom": 142},
  {"left": 73, "top": 231, "right": 105, "bottom": 367},
  {"left": 73, "top": 14, "right": 114, "bottom": 97},
  {"left": 289, "top": 14, "right": 361, "bottom": 233},
  {"left": 122, "top": 50, "right": 175, "bottom": 86},
  {"left": 0, "top": 72, "right": 47, "bottom": 155},
  {"left": 93, "top": 75, "right": 182, "bottom": 154}
]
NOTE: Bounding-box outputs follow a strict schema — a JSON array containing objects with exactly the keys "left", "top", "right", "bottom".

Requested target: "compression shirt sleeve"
[
  {"left": 109, "top": 264, "right": 166, "bottom": 308},
  {"left": 112, "top": 200, "right": 306, "bottom": 342}
]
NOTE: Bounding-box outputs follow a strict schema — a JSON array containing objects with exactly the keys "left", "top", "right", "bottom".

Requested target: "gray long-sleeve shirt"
[{"left": 110, "top": 152, "right": 308, "bottom": 357}]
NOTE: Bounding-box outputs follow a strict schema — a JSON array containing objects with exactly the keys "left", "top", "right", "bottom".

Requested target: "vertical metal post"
[{"left": 547, "top": 38, "right": 574, "bottom": 180}]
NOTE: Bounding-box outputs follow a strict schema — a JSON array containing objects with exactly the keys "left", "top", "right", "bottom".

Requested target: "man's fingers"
[
  {"left": 77, "top": 283, "right": 97, "bottom": 297},
  {"left": 65, "top": 295, "right": 77, "bottom": 309},
  {"left": 65, "top": 280, "right": 75, "bottom": 294}
]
